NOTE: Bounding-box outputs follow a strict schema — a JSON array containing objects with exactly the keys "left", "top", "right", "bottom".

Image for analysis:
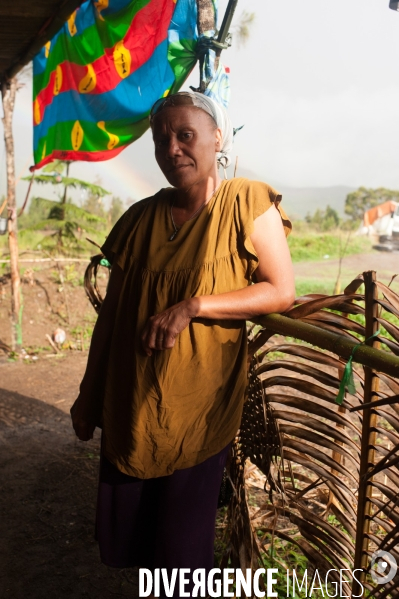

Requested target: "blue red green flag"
[{"left": 32, "top": 0, "right": 201, "bottom": 169}]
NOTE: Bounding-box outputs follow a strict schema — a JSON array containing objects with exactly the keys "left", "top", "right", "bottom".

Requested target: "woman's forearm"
[
  {"left": 141, "top": 281, "right": 295, "bottom": 355},
  {"left": 186, "top": 281, "right": 295, "bottom": 321}
]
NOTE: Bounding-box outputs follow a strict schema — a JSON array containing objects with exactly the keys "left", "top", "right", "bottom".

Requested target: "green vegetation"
[
  {"left": 21, "top": 161, "right": 110, "bottom": 253},
  {"left": 214, "top": 515, "right": 332, "bottom": 599},
  {"left": 260, "top": 537, "right": 332, "bottom": 599},
  {"left": 289, "top": 196, "right": 374, "bottom": 263},
  {"left": 345, "top": 186, "right": 399, "bottom": 222},
  {"left": 1, "top": 161, "right": 127, "bottom": 258},
  {"left": 305, "top": 204, "right": 341, "bottom": 231},
  {"left": 288, "top": 231, "right": 372, "bottom": 263},
  {"left": 295, "top": 278, "right": 335, "bottom": 297}
]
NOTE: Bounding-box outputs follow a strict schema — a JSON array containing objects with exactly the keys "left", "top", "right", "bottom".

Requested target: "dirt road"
[{"left": 293, "top": 251, "right": 399, "bottom": 288}]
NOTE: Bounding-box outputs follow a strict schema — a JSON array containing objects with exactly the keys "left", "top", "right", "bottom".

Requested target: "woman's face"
[{"left": 151, "top": 106, "right": 222, "bottom": 189}]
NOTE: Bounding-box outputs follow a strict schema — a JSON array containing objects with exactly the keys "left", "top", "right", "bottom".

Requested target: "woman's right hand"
[{"left": 70, "top": 397, "right": 97, "bottom": 441}]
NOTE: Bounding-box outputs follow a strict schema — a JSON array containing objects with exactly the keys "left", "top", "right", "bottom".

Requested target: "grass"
[
  {"left": 295, "top": 279, "right": 336, "bottom": 297},
  {"left": 0, "top": 227, "right": 106, "bottom": 259},
  {"left": 288, "top": 231, "right": 372, "bottom": 263}
]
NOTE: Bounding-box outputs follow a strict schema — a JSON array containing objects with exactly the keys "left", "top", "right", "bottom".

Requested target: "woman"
[{"left": 71, "top": 91, "right": 295, "bottom": 597}]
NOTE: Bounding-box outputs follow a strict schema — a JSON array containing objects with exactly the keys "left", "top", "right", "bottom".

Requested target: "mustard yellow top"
[{"left": 101, "top": 178, "right": 291, "bottom": 478}]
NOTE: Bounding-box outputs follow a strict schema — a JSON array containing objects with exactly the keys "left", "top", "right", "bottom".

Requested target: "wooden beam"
[{"left": 255, "top": 313, "right": 399, "bottom": 379}]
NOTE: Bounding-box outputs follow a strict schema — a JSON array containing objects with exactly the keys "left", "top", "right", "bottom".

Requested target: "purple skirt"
[{"left": 95, "top": 442, "right": 230, "bottom": 596}]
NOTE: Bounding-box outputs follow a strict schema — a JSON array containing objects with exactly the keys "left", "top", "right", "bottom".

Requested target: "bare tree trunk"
[
  {"left": 61, "top": 161, "right": 70, "bottom": 217},
  {"left": 197, "top": 0, "right": 215, "bottom": 34},
  {"left": 1, "top": 77, "right": 22, "bottom": 351},
  {"left": 196, "top": 0, "right": 216, "bottom": 92},
  {"left": 58, "top": 161, "right": 70, "bottom": 246}
]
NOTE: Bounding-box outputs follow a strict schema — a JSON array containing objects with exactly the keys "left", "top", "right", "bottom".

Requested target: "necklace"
[{"left": 169, "top": 183, "right": 221, "bottom": 242}]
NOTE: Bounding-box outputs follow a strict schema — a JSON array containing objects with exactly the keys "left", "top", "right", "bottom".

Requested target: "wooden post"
[
  {"left": 61, "top": 161, "right": 70, "bottom": 219},
  {"left": 352, "top": 271, "right": 380, "bottom": 597},
  {"left": 197, "top": 0, "right": 216, "bottom": 34},
  {"left": 196, "top": 0, "right": 216, "bottom": 92},
  {"left": 1, "top": 77, "right": 22, "bottom": 351},
  {"left": 57, "top": 161, "right": 70, "bottom": 246}
]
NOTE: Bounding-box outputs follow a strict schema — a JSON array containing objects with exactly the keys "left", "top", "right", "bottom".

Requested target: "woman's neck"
[{"left": 173, "top": 175, "right": 222, "bottom": 214}]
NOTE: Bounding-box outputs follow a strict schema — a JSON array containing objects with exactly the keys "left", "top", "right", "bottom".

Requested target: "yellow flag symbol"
[
  {"left": 79, "top": 64, "right": 97, "bottom": 94},
  {"left": 42, "top": 142, "right": 47, "bottom": 160},
  {"left": 34, "top": 99, "right": 41, "bottom": 125},
  {"left": 53, "top": 65, "right": 63, "bottom": 96},
  {"left": 71, "top": 121, "right": 84, "bottom": 151},
  {"left": 97, "top": 121, "right": 119, "bottom": 150},
  {"left": 68, "top": 11, "right": 78, "bottom": 36},
  {"left": 113, "top": 40, "right": 132, "bottom": 79},
  {"left": 44, "top": 41, "right": 51, "bottom": 58},
  {"left": 94, "top": 0, "right": 109, "bottom": 20}
]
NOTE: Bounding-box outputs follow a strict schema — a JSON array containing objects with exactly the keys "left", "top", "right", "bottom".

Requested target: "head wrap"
[{"left": 150, "top": 91, "right": 234, "bottom": 169}]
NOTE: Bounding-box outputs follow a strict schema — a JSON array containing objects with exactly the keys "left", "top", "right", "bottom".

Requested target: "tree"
[
  {"left": 108, "top": 196, "right": 125, "bottom": 226},
  {"left": 20, "top": 196, "right": 51, "bottom": 228},
  {"left": 1, "top": 77, "right": 21, "bottom": 351},
  {"left": 23, "top": 161, "right": 110, "bottom": 252},
  {"left": 344, "top": 187, "right": 399, "bottom": 222},
  {"left": 79, "top": 174, "right": 106, "bottom": 218},
  {"left": 305, "top": 204, "right": 340, "bottom": 231}
]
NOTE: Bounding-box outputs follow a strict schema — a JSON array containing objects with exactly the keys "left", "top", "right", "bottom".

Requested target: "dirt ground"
[
  {"left": 0, "top": 260, "right": 103, "bottom": 352},
  {"left": 0, "top": 261, "right": 141, "bottom": 598},
  {"left": 0, "top": 354, "right": 141, "bottom": 598},
  {"left": 0, "top": 251, "right": 398, "bottom": 597}
]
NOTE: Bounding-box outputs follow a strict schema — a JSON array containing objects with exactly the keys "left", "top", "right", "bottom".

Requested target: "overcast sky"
[{"left": 1, "top": 0, "right": 399, "bottom": 207}]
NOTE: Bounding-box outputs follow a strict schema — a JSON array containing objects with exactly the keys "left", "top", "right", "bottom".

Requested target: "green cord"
[
  {"left": 336, "top": 329, "right": 381, "bottom": 405},
  {"left": 100, "top": 258, "right": 111, "bottom": 269}
]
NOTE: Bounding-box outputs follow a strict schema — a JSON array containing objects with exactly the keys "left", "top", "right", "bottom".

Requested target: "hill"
[
  {"left": 122, "top": 164, "right": 356, "bottom": 220},
  {"left": 237, "top": 168, "right": 355, "bottom": 219}
]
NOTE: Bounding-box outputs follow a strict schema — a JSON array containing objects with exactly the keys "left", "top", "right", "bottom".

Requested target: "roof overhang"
[{"left": 0, "top": 0, "right": 84, "bottom": 83}]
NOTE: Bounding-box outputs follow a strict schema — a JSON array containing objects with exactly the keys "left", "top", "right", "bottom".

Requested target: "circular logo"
[{"left": 370, "top": 550, "right": 397, "bottom": 584}]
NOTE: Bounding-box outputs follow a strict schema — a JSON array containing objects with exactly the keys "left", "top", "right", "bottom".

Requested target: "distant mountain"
[{"left": 237, "top": 167, "right": 356, "bottom": 220}]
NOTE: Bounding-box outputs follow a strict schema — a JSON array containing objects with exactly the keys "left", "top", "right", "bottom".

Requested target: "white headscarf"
[
  {"left": 150, "top": 91, "right": 234, "bottom": 169},
  {"left": 186, "top": 92, "right": 234, "bottom": 169}
]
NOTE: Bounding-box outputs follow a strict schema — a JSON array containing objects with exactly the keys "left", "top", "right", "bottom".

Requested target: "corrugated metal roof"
[{"left": 0, "top": 0, "right": 83, "bottom": 82}]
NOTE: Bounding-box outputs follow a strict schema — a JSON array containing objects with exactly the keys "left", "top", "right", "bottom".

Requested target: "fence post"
[{"left": 352, "top": 271, "right": 380, "bottom": 597}]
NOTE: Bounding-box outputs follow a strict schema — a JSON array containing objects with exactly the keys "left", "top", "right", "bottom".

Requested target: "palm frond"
[{"left": 223, "top": 273, "right": 399, "bottom": 598}]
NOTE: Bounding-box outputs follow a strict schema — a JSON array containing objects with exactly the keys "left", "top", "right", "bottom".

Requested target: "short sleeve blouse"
[{"left": 100, "top": 178, "right": 291, "bottom": 478}]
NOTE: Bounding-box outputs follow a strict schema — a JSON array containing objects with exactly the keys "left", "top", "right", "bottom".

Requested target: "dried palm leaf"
[{"left": 224, "top": 272, "right": 399, "bottom": 598}]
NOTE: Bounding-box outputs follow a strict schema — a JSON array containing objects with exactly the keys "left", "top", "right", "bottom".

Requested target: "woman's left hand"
[{"left": 141, "top": 300, "right": 196, "bottom": 356}]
